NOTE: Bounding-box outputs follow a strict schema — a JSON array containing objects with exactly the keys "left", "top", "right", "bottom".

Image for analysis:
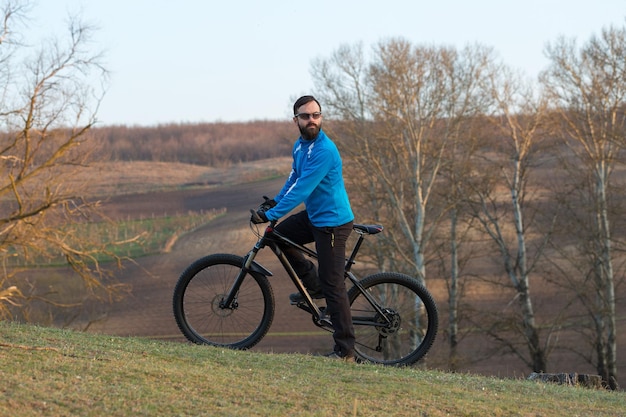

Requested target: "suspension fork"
[{"left": 220, "top": 234, "right": 272, "bottom": 309}]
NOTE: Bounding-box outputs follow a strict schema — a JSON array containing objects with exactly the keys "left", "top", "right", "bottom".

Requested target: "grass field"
[{"left": 0, "top": 322, "right": 624, "bottom": 417}]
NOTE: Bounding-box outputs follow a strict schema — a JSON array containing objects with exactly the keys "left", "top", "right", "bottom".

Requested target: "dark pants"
[{"left": 275, "top": 211, "right": 355, "bottom": 357}]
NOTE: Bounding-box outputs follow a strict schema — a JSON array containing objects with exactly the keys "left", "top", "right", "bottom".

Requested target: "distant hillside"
[{"left": 89, "top": 121, "right": 295, "bottom": 165}]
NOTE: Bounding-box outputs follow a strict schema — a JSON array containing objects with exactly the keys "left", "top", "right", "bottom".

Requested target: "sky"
[{"left": 29, "top": 0, "right": 626, "bottom": 126}]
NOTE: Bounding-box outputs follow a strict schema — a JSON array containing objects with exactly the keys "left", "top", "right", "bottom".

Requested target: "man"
[{"left": 250, "top": 95, "right": 356, "bottom": 362}]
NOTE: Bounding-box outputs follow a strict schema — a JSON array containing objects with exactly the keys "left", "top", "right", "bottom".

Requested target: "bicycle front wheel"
[
  {"left": 348, "top": 272, "right": 438, "bottom": 366},
  {"left": 172, "top": 253, "right": 275, "bottom": 349}
]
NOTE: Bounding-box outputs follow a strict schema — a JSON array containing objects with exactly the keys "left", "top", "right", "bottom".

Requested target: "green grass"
[{"left": 0, "top": 323, "right": 624, "bottom": 416}]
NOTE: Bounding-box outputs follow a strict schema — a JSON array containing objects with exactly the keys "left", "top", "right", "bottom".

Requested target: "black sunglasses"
[{"left": 295, "top": 112, "right": 322, "bottom": 121}]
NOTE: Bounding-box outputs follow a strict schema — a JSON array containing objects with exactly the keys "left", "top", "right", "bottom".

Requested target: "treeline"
[{"left": 88, "top": 120, "right": 295, "bottom": 166}]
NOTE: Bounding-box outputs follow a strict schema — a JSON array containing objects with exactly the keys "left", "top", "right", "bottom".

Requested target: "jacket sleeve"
[
  {"left": 274, "top": 167, "right": 296, "bottom": 204},
  {"left": 265, "top": 147, "right": 332, "bottom": 220}
]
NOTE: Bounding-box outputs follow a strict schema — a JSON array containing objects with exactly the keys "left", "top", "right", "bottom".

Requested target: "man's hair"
[{"left": 293, "top": 95, "right": 322, "bottom": 115}]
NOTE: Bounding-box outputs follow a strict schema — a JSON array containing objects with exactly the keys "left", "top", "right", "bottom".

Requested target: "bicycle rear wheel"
[
  {"left": 172, "top": 253, "right": 275, "bottom": 349},
  {"left": 348, "top": 272, "right": 438, "bottom": 366}
]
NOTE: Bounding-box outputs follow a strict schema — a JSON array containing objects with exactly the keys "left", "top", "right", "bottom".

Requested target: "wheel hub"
[{"left": 213, "top": 294, "right": 235, "bottom": 317}]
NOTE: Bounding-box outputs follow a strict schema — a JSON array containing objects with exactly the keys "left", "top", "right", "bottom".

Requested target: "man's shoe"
[
  {"left": 324, "top": 351, "right": 356, "bottom": 363},
  {"left": 289, "top": 291, "right": 324, "bottom": 304}
]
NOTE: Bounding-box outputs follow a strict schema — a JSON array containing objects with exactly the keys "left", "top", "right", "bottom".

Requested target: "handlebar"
[{"left": 252, "top": 197, "right": 383, "bottom": 235}]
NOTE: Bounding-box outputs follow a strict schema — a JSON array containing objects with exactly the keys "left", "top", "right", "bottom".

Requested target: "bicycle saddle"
[{"left": 353, "top": 224, "right": 384, "bottom": 235}]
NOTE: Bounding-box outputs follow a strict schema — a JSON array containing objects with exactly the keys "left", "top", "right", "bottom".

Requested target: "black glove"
[
  {"left": 250, "top": 208, "right": 269, "bottom": 224},
  {"left": 259, "top": 195, "right": 277, "bottom": 211}
]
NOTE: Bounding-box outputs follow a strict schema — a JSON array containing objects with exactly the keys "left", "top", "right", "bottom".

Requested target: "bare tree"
[
  {"left": 463, "top": 62, "right": 558, "bottom": 372},
  {"left": 541, "top": 24, "right": 626, "bottom": 389},
  {"left": 0, "top": 1, "right": 128, "bottom": 320},
  {"left": 431, "top": 105, "right": 500, "bottom": 370}
]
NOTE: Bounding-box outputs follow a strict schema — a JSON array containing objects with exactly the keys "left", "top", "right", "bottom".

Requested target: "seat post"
[{"left": 344, "top": 232, "right": 365, "bottom": 273}]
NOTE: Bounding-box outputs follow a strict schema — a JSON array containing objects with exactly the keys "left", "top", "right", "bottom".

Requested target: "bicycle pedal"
[
  {"left": 293, "top": 302, "right": 313, "bottom": 314},
  {"left": 290, "top": 298, "right": 326, "bottom": 308},
  {"left": 319, "top": 317, "right": 332, "bottom": 327}
]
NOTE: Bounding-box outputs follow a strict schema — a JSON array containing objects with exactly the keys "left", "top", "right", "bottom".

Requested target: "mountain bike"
[{"left": 172, "top": 210, "right": 438, "bottom": 366}]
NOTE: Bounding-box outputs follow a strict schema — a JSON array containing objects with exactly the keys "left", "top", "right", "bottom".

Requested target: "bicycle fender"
[{"left": 249, "top": 261, "right": 273, "bottom": 277}]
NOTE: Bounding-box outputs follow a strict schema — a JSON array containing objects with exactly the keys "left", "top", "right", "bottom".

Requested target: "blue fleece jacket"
[{"left": 264, "top": 129, "right": 354, "bottom": 228}]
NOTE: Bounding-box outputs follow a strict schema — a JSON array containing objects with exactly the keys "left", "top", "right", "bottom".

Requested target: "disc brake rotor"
[{"left": 375, "top": 308, "right": 401, "bottom": 336}]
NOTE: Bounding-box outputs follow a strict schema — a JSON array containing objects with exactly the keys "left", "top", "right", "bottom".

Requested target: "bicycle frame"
[{"left": 223, "top": 220, "right": 391, "bottom": 329}]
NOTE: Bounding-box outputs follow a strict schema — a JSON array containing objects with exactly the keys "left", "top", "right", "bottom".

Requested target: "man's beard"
[{"left": 299, "top": 122, "right": 321, "bottom": 140}]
